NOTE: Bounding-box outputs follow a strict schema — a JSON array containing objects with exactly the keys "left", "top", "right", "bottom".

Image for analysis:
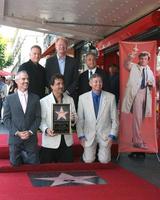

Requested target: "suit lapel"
[
  {"left": 85, "top": 70, "right": 91, "bottom": 90},
  {"left": 49, "top": 93, "right": 56, "bottom": 104},
  {"left": 25, "top": 93, "right": 32, "bottom": 115},
  {"left": 87, "top": 91, "right": 96, "bottom": 120},
  {"left": 15, "top": 93, "right": 25, "bottom": 114},
  {"left": 48, "top": 93, "right": 56, "bottom": 114},
  {"left": 64, "top": 56, "right": 69, "bottom": 77},
  {"left": 97, "top": 91, "right": 107, "bottom": 120},
  {"left": 55, "top": 56, "right": 61, "bottom": 74}
]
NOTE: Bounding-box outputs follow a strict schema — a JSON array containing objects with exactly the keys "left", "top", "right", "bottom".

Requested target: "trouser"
[
  {"left": 9, "top": 141, "right": 39, "bottom": 166},
  {"left": 39, "top": 135, "right": 73, "bottom": 163},
  {"left": 0, "top": 98, "right": 3, "bottom": 119},
  {"left": 132, "top": 88, "right": 146, "bottom": 145},
  {"left": 83, "top": 138, "right": 111, "bottom": 163}
]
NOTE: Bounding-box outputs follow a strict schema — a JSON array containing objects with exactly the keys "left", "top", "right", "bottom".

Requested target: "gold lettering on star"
[{"left": 56, "top": 107, "right": 68, "bottom": 120}]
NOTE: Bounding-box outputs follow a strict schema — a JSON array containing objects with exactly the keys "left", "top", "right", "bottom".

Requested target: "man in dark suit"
[
  {"left": 108, "top": 64, "right": 119, "bottom": 105},
  {"left": 45, "top": 37, "right": 79, "bottom": 98},
  {"left": 3, "top": 71, "right": 41, "bottom": 166},
  {"left": 18, "top": 45, "right": 46, "bottom": 99},
  {"left": 78, "top": 52, "right": 109, "bottom": 96}
]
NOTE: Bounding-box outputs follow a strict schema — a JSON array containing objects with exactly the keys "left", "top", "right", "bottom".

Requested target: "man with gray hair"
[
  {"left": 78, "top": 52, "right": 109, "bottom": 96},
  {"left": 77, "top": 73, "right": 118, "bottom": 163},
  {"left": 3, "top": 71, "right": 41, "bottom": 166},
  {"left": 18, "top": 45, "right": 46, "bottom": 98}
]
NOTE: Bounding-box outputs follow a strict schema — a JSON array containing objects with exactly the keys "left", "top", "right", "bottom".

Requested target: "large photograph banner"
[{"left": 119, "top": 41, "right": 158, "bottom": 153}]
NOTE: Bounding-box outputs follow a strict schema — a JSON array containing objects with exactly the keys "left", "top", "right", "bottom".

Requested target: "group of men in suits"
[{"left": 3, "top": 36, "right": 119, "bottom": 166}]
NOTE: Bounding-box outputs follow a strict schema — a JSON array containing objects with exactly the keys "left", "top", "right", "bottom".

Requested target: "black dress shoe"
[
  {"left": 128, "top": 152, "right": 137, "bottom": 158},
  {"left": 137, "top": 152, "right": 146, "bottom": 158},
  {"left": 128, "top": 152, "right": 145, "bottom": 158}
]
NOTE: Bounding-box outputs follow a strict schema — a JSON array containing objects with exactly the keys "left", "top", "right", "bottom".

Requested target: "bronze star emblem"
[{"left": 56, "top": 106, "right": 68, "bottom": 120}]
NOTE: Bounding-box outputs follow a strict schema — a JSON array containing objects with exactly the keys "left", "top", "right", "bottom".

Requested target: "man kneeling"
[
  {"left": 39, "top": 74, "right": 77, "bottom": 163},
  {"left": 77, "top": 73, "right": 119, "bottom": 163},
  {"left": 3, "top": 71, "right": 41, "bottom": 166}
]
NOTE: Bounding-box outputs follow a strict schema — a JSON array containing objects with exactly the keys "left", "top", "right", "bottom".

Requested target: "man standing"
[
  {"left": 77, "top": 73, "right": 118, "bottom": 163},
  {"left": 108, "top": 64, "right": 119, "bottom": 105},
  {"left": 39, "top": 74, "right": 77, "bottom": 163},
  {"left": 45, "top": 37, "right": 79, "bottom": 98},
  {"left": 0, "top": 76, "right": 7, "bottom": 120},
  {"left": 18, "top": 45, "right": 46, "bottom": 98},
  {"left": 78, "top": 52, "right": 109, "bottom": 96},
  {"left": 3, "top": 71, "right": 41, "bottom": 166},
  {"left": 122, "top": 51, "right": 155, "bottom": 149}
]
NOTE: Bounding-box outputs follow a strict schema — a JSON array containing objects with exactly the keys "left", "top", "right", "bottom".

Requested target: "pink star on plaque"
[
  {"left": 56, "top": 107, "right": 68, "bottom": 120},
  {"left": 34, "top": 173, "right": 97, "bottom": 186}
]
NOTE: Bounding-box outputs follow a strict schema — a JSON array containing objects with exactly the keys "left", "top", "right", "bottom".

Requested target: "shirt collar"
[
  {"left": 89, "top": 67, "right": 97, "bottom": 74},
  {"left": 17, "top": 89, "right": 28, "bottom": 96},
  {"left": 52, "top": 92, "right": 64, "bottom": 103},
  {"left": 29, "top": 59, "right": 38, "bottom": 65},
  {"left": 57, "top": 54, "right": 66, "bottom": 61},
  {"left": 138, "top": 64, "right": 149, "bottom": 70},
  {"left": 92, "top": 90, "right": 101, "bottom": 97}
]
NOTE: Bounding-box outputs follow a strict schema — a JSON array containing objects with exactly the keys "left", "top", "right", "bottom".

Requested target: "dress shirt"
[
  {"left": 17, "top": 90, "right": 28, "bottom": 113},
  {"left": 88, "top": 67, "right": 96, "bottom": 79},
  {"left": 140, "top": 66, "right": 151, "bottom": 87},
  {"left": 57, "top": 54, "right": 66, "bottom": 75}
]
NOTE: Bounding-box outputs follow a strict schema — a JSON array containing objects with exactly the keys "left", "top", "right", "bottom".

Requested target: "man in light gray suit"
[
  {"left": 3, "top": 71, "right": 41, "bottom": 166},
  {"left": 122, "top": 51, "right": 155, "bottom": 149},
  {"left": 77, "top": 73, "right": 119, "bottom": 163}
]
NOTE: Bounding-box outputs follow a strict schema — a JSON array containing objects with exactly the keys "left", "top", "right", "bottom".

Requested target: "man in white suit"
[
  {"left": 122, "top": 51, "right": 155, "bottom": 149},
  {"left": 77, "top": 73, "right": 119, "bottom": 163},
  {"left": 39, "top": 74, "right": 77, "bottom": 163}
]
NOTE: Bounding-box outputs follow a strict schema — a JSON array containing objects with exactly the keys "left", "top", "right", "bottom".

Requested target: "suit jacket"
[
  {"left": 45, "top": 55, "right": 79, "bottom": 96},
  {"left": 39, "top": 93, "right": 77, "bottom": 148},
  {"left": 121, "top": 63, "right": 155, "bottom": 117},
  {"left": 78, "top": 67, "right": 109, "bottom": 96},
  {"left": 18, "top": 60, "right": 46, "bottom": 98},
  {"left": 108, "top": 73, "right": 119, "bottom": 105},
  {"left": 3, "top": 92, "right": 41, "bottom": 145},
  {"left": 76, "top": 91, "right": 119, "bottom": 147}
]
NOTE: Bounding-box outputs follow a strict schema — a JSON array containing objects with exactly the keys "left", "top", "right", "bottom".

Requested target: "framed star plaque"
[{"left": 53, "top": 104, "right": 71, "bottom": 134}]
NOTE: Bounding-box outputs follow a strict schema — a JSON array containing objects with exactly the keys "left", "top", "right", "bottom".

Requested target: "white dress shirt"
[
  {"left": 88, "top": 67, "right": 97, "bottom": 79},
  {"left": 17, "top": 90, "right": 28, "bottom": 113},
  {"left": 140, "top": 65, "right": 155, "bottom": 87}
]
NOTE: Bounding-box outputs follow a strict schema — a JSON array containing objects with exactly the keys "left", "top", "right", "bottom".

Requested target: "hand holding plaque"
[{"left": 53, "top": 104, "right": 71, "bottom": 134}]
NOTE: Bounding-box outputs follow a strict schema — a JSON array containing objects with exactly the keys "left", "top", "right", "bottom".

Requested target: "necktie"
[
  {"left": 141, "top": 68, "right": 145, "bottom": 89},
  {"left": 22, "top": 93, "right": 27, "bottom": 113},
  {"left": 90, "top": 70, "right": 93, "bottom": 78},
  {"left": 93, "top": 95, "right": 100, "bottom": 118}
]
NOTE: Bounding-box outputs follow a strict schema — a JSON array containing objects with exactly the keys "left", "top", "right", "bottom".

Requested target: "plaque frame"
[{"left": 52, "top": 103, "right": 71, "bottom": 134}]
